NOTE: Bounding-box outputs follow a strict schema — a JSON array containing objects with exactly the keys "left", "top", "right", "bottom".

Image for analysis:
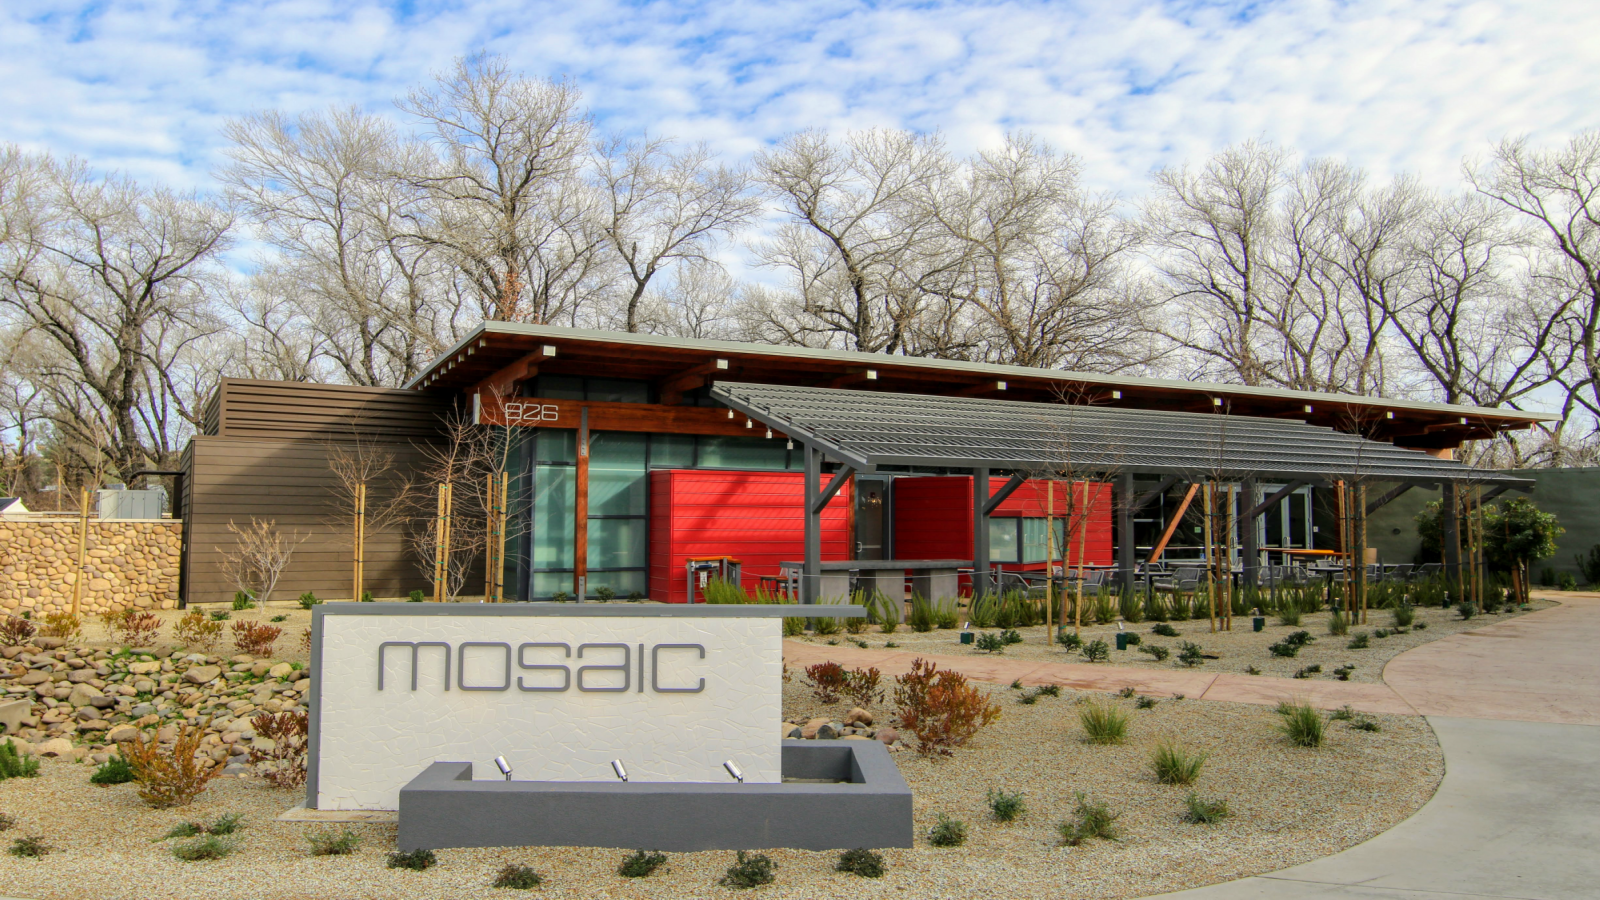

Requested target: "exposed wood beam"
[
  {"left": 813, "top": 465, "right": 855, "bottom": 514},
  {"left": 982, "top": 474, "right": 1027, "bottom": 516},
  {"left": 1148, "top": 483, "right": 1200, "bottom": 565},
  {"left": 1131, "top": 475, "right": 1180, "bottom": 513},
  {"left": 1365, "top": 483, "right": 1415, "bottom": 516},
  {"left": 658, "top": 358, "right": 731, "bottom": 405},
  {"left": 1243, "top": 480, "right": 1308, "bottom": 520},
  {"left": 478, "top": 344, "right": 557, "bottom": 397},
  {"left": 953, "top": 380, "right": 1007, "bottom": 397}
]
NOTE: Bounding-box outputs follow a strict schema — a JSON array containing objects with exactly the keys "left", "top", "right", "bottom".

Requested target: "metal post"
[
  {"left": 1116, "top": 472, "right": 1135, "bottom": 593},
  {"left": 973, "top": 467, "right": 991, "bottom": 598},
  {"left": 802, "top": 443, "right": 821, "bottom": 605},
  {"left": 1442, "top": 481, "right": 1461, "bottom": 594},
  {"left": 1241, "top": 478, "right": 1259, "bottom": 589}
]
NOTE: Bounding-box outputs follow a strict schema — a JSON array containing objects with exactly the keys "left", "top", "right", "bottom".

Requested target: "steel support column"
[
  {"left": 1442, "top": 481, "right": 1461, "bottom": 587},
  {"left": 1117, "top": 472, "right": 1135, "bottom": 593},
  {"left": 1241, "top": 478, "right": 1260, "bottom": 588},
  {"left": 803, "top": 443, "right": 822, "bottom": 605},
  {"left": 973, "top": 467, "right": 991, "bottom": 597}
]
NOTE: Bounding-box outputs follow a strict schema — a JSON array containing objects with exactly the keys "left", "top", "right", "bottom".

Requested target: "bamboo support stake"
[
  {"left": 1225, "top": 483, "right": 1237, "bottom": 631},
  {"left": 1203, "top": 482, "right": 1216, "bottom": 633},
  {"left": 353, "top": 482, "right": 366, "bottom": 602},
  {"left": 1045, "top": 481, "right": 1054, "bottom": 638},
  {"left": 484, "top": 472, "right": 499, "bottom": 602},
  {"left": 433, "top": 483, "right": 449, "bottom": 602},
  {"left": 496, "top": 473, "right": 509, "bottom": 602},
  {"left": 1358, "top": 484, "right": 1369, "bottom": 624},
  {"left": 1075, "top": 483, "right": 1090, "bottom": 636},
  {"left": 70, "top": 488, "right": 89, "bottom": 616}
]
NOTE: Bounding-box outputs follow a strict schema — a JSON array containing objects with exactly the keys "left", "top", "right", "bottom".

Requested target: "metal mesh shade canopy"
[{"left": 710, "top": 382, "right": 1521, "bottom": 486}]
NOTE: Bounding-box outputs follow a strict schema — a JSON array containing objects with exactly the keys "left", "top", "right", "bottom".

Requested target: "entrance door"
[{"left": 855, "top": 477, "right": 889, "bottom": 560}]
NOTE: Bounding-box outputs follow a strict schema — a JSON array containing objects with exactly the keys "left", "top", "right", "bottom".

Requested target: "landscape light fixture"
[
  {"left": 723, "top": 760, "right": 745, "bottom": 783},
  {"left": 494, "top": 756, "right": 513, "bottom": 782},
  {"left": 611, "top": 760, "right": 629, "bottom": 782}
]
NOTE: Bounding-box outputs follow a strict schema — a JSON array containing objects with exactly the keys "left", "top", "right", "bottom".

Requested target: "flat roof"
[
  {"left": 406, "top": 322, "right": 1556, "bottom": 448},
  {"left": 711, "top": 382, "right": 1523, "bottom": 486}
]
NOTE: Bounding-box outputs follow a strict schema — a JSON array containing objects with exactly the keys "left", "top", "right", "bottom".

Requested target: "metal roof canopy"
[{"left": 711, "top": 382, "right": 1527, "bottom": 488}]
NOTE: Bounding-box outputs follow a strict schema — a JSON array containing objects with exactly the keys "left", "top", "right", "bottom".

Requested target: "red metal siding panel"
[
  {"left": 893, "top": 477, "right": 1114, "bottom": 567},
  {"left": 647, "top": 470, "right": 852, "bottom": 604}
]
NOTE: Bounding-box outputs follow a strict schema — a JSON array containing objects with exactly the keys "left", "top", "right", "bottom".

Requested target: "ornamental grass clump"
[
  {"left": 1276, "top": 701, "right": 1326, "bottom": 748},
  {"left": 893, "top": 658, "right": 1001, "bottom": 757},
  {"left": 306, "top": 828, "right": 360, "bottom": 856},
  {"left": 927, "top": 814, "right": 967, "bottom": 847},
  {"left": 492, "top": 864, "right": 543, "bottom": 889},
  {"left": 1058, "top": 793, "right": 1120, "bottom": 844},
  {"left": 720, "top": 850, "right": 776, "bottom": 888},
  {"left": 1183, "top": 792, "right": 1231, "bottom": 824},
  {"left": 618, "top": 849, "right": 667, "bottom": 878},
  {"left": 1392, "top": 603, "right": 1416, "bottom": 628},
  {"left": 836, "top": 847, "right": 886, "bottom": 878},
  {"left": 1150, "top": 741, "right": 1208, "bottom": 785},
  {"left": 0, "top": 740, "right": 41, "bottom": 781},
  {"left": 171, "top": 834, "right": 236, "bottom": 861},
  {"left": 1078, "top": 701, "right": 1128, "bottom": 744},
  {"left": 987, "top": 788, "right": 1026, "bottom": 822},
  {"left": 1327, "top": 611, "right": 1349, "bottom": 636}
]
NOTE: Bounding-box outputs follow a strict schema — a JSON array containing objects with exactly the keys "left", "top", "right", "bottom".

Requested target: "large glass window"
[
  {"left": 697, "top": 436, "right": 789, "bottom": 469},
  {"left": 990, "top": 518, "right": 1020, "bottom": 563}
]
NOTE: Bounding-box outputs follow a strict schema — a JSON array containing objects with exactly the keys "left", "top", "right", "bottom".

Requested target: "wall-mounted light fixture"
[
  {"left": 541, "top": 344, "right": 558, "bottom": 357},
  {"left": 745, "top": 419, "right": 753, "bottom": 429},
  {"left": 611, "top": 760, "right": 629, "bottom": 782},
  {"left": 494, "top": 756, "right": 513, "bottom": 782},
  {"left": 765, "top": 428, "right": 773, "bottom": 439},
  {"left": 727, "top": 409, "right": 734, "bottom": 419},
  {"left": 786, "top": 439, "right": 794, "bottom": 450},
  {"left": 723, "top": 760, "right": 745, "bottom": 783}
]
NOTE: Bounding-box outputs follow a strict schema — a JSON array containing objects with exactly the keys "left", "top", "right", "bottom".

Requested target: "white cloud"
[{"left": 0, "top": 0, "right": 1595, "bottom": 199}]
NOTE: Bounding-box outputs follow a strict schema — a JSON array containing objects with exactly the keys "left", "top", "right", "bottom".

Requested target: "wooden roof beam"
[
  {"left": 820, "top": 368, "right": 879, "bottom": 390},
  {"left": 952, "top": 380, "right": 1007, "bottom": 397},
  {"left": 477, "top": 344, "right": 558, "bottom": 397},
  {"left": 659, "top": 358, "right": 731, "bottom": 405}
]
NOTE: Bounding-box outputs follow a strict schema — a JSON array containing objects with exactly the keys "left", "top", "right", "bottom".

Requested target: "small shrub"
[
  {"left": 1350, "top": 716, "right": 1382, "bottom": 732},
  {"left": 1415, "top": 621, "right": 1428, "bottom": 630},
  {"left": 1151, "top": 622, "right": 1179, "bottom": 637},
  {"left": 595, "top": 585, "right": 617, "bottom": 601},
  {"left": 0, "top": 813, "right": 13, "bottom": 831},
  {"left": 1038, "top": 684, "right": 1061, "bottom": 697},
  {"left": 0, "top": 740, "right": 41, "bottom": 781},
  {"left": 892, "top": 658, "right": 1002, "bottom": 757},
  {"left": 1150, "top": 741, "right": 1208, "bottom": 784},
  {"left": 974, "top": 632, "right": 1006, "bottom": 653},
  {"left": 1057, "top": 630, "right": 1083, "bottom": 650},
  {"left": 124, "top": 724, "right": 223, "bottom": 808},
  {"left": 1329, "top": 705, "right": 1354, "bottom": 721},
  {"left": 1078, "top": 702, "right": 1128, "bottom": 744},
  {"left": 1558, "top": 571, "right": 1579, "bottom": 591},
  {"left": 248, "top": 711, "right": 309, "bottom": 789},
  {"left": 297, "top": 591, "right": 321, "bottom": 610},
  {"left": 90, "top": 755, "right": 136, "bottom": 785},
  {"left": 0, "top": 616, "right": 35, "bottom": 645},
  {"left": 1058, "top": 793, "right": 1120, "bottom": 844},
  {"left": 1333, "top": 664, "right": 1355, "bottom": 680},
  {"left": 1245, "top": 664, "right": 1261, "bottom": 674},
  {"left": 1277, "top": 605, "right": 1302, "bottom": 626},
  {"left": 1269, "top": 629, "right": 1314, "bottom": 657},
  {"left": 812, "top": 614, "right": 841, "bottom": 636},
  {"left": 1139, "top": 644, "right": 1170, "bottom": 661},
  {"left": 306, "top": 828, "right": 360, "bottom": 856},
  {"left": 163, "top": 821, "right": 203, "bottom": 839},
  {"left": 1347, "top": 633, "right": 1370, "bottom": 649},
  {"left": 1118, "top": 686, "right": 1137, "bottom": 698},
  {"left": 300, "top": 626, "right": 313, "bottom": 650},
  {"left": 39, "top": 612, "right": 82, "bottom": 641},
  {"left": 987, "top": 788, "right": 1025, "bottom": 822},
  {"left": 493, "top": 864, "right": 543, "bottom": 889},
  {"left": 1017, "top": 690, "right": 1039, "bottom": 705},
  {"left": 618, "top": 849, "right": 667, "bottom": 878},
  {"left": 1123, "top": 632, "right": 1142, "bottom": 645},
  {"left": 1183, "top": 792, "right": 1230, "bottom": 824},
  {"left": 1177, "top": 642, "right": 1205, "bottom": 667},
  {"left": 1136, "top": 695, "right": 1157, "bottom": 709},
  {"left": 842, "top": 667, "right": 884, "bottom": 708},
  {"left": 1000, "top": 628, "right": 1023, "bottom": 645},
  {"left": 1010, "top": 679, "right": 1023, "bottom": 690},
  {"left": 1327, "top": 611, "right": 1349, "bottom": 636},
  {"left": 270, "top": 614, "right": 288, "bottom": 623},
  {"left": 173, "top": 611, "right": 223, "bottom": 651},
  {"left": 1392, "top": 603, "right": 1416, "bottom": 628},
  {"left": 803, "top": 662, "right": 848, "bottom": 704},
  {"left": 836, "top": 847, "right": 886, "bottom": 878},
  {"left": 1293, "top": 664, "right": 1321, "bottom": 679},
  {"left": 908, "top": 595, "right": 936, "bottom": 632},
  {"left": 232, "top": 621, "right": 282, "bottom": 656},
  {"left": 1457, "top": 602, "right": 1477, "bottom": 620},
  {"left": 112, "top": 610, "right": 162, "bottom": 646},
  {"left": 387, "top": 848, "right": 437, "bottom": 870},
  {"left": 209, "top": 610, "right": 231, "bottom": 621},
  {"left": 1081, "top": 639, "right": 1110, "bottom": 662},
  {"left": 844, "top": 615, "right": 869, "bottom": 635},
  {"left": 360, "top": 591, "right": 374, "bottom": 602},
  {"left": 408, "top": 590, "right": 426, "bottom": 603},
  {"left": 232, "top": 591, "right": 256, "bottom": 610},
  {"left": 9, "top": 835, "right": 50, "bottom": 858},
  {"left": 1277, "top": 701, "right": 1326, "bottom": 748},
  {"left": 1373, "top": 628, "right": 1391, "bottom": 638},
  {"left": 927, "top": 814, "right": 967, "bottom": 847},
  {"left": 171, "top": 834, "right": 235, "bottom": 861},
  {"left": 720, "top": 850, "right": 776, "bottom": 888},
  {"left": 164, "top": 813, "right": 243, "bottom": 839}
]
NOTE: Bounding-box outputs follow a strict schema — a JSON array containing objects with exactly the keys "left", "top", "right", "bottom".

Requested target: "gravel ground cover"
[
  {"left": 806, "top": 598, "right": 1553, "bottom": 683},
  {"left": 0, "top": 676, "right": 1441, "bottom": 900}
]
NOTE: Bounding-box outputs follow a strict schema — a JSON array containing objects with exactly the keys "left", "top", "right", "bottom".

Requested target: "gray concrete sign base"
[
  {"left": 1147, "top": 715, "right": 1600, "bottom": 900},
  {"left": 397, "top": 740, "right": 913, "bottom": 852}
]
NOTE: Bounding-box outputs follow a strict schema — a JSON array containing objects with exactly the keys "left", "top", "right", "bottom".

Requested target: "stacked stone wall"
[{"left": 0, "top": 519, "right": 182, "bottom": 615}]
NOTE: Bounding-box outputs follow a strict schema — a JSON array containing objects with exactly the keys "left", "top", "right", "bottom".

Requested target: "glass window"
[
  {"left": 650, "top": 434, "right": 695, "bottom": 468},
  {"left": 587, "top": 378, "right": 650, "bottom": 404},
  {"left": 698, "top": 436, "right": 788, "bottom": 469},
  {"left": 531, "top": 465, "right": 575, "bottom": 570},
  {"left": 535, "top": 429, "right": 576, "bottom": 464},
  {"left": 587, "top": 570, "right": 646, "bottom": 597},
  {"left": 589, "top": 432, "right": 647, "bottom": 517},
  {"left": 532, "top": 375, "right": 584, "bottom": 399},
  {"left": 588, "top": 518, "right": 647, "bottom": 569},
  {"left": 989, "top": 518, "right": 1020, "bottom": 563},
  {"left": 532, "top": 571, "right": 574, "bottom": 598},
  {"left": 1023, "top": 518, "right": 1065, "bottom": 563}
]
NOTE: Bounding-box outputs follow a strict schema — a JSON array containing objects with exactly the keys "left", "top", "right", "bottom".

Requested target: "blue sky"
[{"left": 2, "top": 0, "right": 1595, "bottom": 197}]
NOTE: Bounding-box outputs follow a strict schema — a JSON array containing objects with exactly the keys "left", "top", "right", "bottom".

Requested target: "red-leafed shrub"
[
  {"left": 893, "top": 658, "right": 1002, "bottom": 757},
  {"left": 232, "top": 621, "right": 281, "bottom": 657},
  {"left": 0, "top": 616, "right": 35, "bottom": 646},
  {"left": 804, "top": 662, "right": 848, "bottom": 704}
]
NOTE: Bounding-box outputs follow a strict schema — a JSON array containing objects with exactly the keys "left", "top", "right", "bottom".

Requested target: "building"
[{"left": 178, "top": 323, "right": 1553, "bottom": 605}]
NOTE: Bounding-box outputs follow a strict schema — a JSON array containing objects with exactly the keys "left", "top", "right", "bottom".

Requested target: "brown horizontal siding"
[{"left": 206, "top": 378, "right": 458, "bottom": 442}]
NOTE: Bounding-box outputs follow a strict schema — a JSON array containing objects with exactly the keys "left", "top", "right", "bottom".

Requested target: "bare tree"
[{"left": 216, "top": 518, "right": 307, "bottom": 605}]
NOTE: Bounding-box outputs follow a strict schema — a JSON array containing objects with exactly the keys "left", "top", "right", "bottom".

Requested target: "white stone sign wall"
[{"left": 311, "top": 610, "right": 782, "bottom": 810}]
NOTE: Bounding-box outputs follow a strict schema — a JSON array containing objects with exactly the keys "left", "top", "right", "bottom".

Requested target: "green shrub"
[
  {"left": 297, "top": 591, "right": 321, "bottom": 610},
  {"left": 164, "top": 813, "right": 243, "bottom": 839},
  {"left": 1177, "top": 641, "right": 1205, "bottom": 667},
  {"left": 1183, "top": 792, "right": 1230, "bottom": 824},
  {"left": 1327, "top": 611, "right": 1349, "bottom": 636},
  {"left": 908, "top": 594, "right": 936, "bottom": 632},
  {"left": 1017, "top": 690, "right": 1039, "bottom": 705},
  {"left": 782, "top": 616, "right": 805, "bottom": 637},
  {"left": 360, "top": 591, "right": 374, "bottom": 602},
  {"left": 408, "top": 590, "right": 426, "bottom": 603},
  {"left": 90, "top": 755, "right": 135, "bottom": 785},
  {"left": 1350, "top": 716, "right": 1382, "bottom": 732},
  {"left": 9, "top": 835, "right": 49, "bottom": 858},
  {"left": 0, "top": 741, "right": 40, "bottom": 781},
  {"left": 232, "top": 591, "right": 256, "bottom": 610},
  {"left": 1391, "top": 603, "right": 1415, "bottom": 628},
  {"left": 1245, "top": 664, "right": 1261, "bottom": 675},
  {"left": 1457, "top": 602, "right": 1477, "bottom": 620},
  {"left": 934, "top": 598, "right": 960, "bottom": 629},
  {"left": 1277, "top": 600, "right": 1302, "bottom": 626},
  {"left": 1277, "top": 701, "right": 1326, "bottom": 748},
  {"left": 1081, "top": 639, "right": 1110, "bottom": 662},
  {"left": 1000, "top": 628, "right": 1023, "bottom": 645},
  {"left": 1149, "top": 741, "right": 1208, "bottom": 784},
  {"left": 836, "top": 847, "right": 886, "bottom": 878},
  {"left": 1119, "top": 590, "right": 1146, "bottom": 623},
  {"left": 1415, "top": 621, "right": 1428, "bottom": 630},
  {"left": 720, "top": 850, "right": 776, "bottom": 888},
  {"left": 209, "top": 610, "right": 230, "bottom": 621},
  {"left": 967, "top": 592, "right": 998, "bottom": 629},
  {"left": 812, "top": 614, "right": 841, "bottom": 636},
  {"left": 1269, "top": 630, "right": 1314, "bottom": 657},
  {"left": 987, "top": 788, "right": 1025, "bottom": 822},
  {"left": 493, "top": 864, "right": 543, "bottom": 889},
  {"left": 1058, "top": 792, "right": 1120, "bottom": 844},
  {"left": 1079, "top": 702, "right": 1128, "bottom": 744},
  {"left": 974, "top": 632, "right": 1006, "bottom": 653},
  {"left": 1136, "top": 695, "right": 1158, "bottom": 709},
  {"left": 1139, "top": 644, "right": 1170, "bottom": 661},
  {"left": 1559, "top": 571, "right": 1579, "bottom": 591},
  {"left": 1329, "top": 705, "right": 1354, "bottom": 721},
  {"left": 595, "top": 585, "right": 617, "bottom": 601},
  {"left": 1057, "top": 630, "right": 1083, "bottom": 650},
  {"left": 1038, "top": 684, "right": 1061, "bottom": 697},
  {"left": 1333, "top": 664, "right": 1355, "bottom": 680},
  {"left": 306, "top": 828, "right": 360, "bottom": 856},
  {"left": 1123, "top": 632, "right": 1142, "bottom": 646},
  {"left": 927, "top": 814, "right": 967, "bottom": 847},
  {"left": 387, "top": 848, "right": 437, "bottom": 870},
  {"left": 171, "top": 834, "right": 235, "bottom": 861},
  {"left": 618, "top": 849, "right": 668, "bottom": 878},
  {"left": 1347, "top": 632, "right": 1369, "bottom": 649},
  {"left": 1293, "top": 664, "right": 1321, "bottom": 678}
]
